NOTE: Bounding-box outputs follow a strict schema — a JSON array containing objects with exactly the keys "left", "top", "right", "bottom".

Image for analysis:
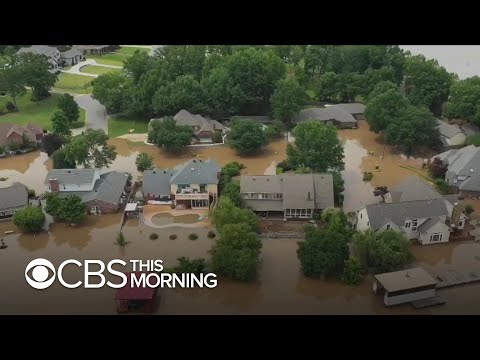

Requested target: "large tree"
[
  {"left": 57, "top": 93, "right": 80, "bottom": 123},
  {"left": 52, "top": 148, "right": 76, "bottom": 169},
  {"left": 210, "top": 223, "right": 262, "bottom": 281},
  {"left": 41, "top": 133, "right": 66, "bottom": 156},
  {"left": 45, "top": 193, "right": 86, "bottom": 224},
  {"left": 0, "top": 55, "right": 26, "bottom": 109},
  {"left": 148, "top": 117, "right": 193, "bottom": 153},
  {"left": 210, "top": 197, "right": 258, "bottom": 233},
  {"left": 385, "top": 105, "right": 440, "bottom": 154},
  {"left": 220, "top": 180, "right": 243, "bottom": 208},
  {"left": 270, "top": 79, "right": 305, "bottom": 124},
  {"left": 155, "top": 45, "right": 206, "bottom": 80},
  {"left": 359, "top": 66, "right": 396, "bottom": 99},
  {"left": 365, "top": 88, "right": 409, "bottom": 132},
  {"left": 135, "top": 152, "right": 154, "bottom": 172},
  {"left": 19, "top": 53, "right": 57, "bottom": 100},
  {"left": 404, "top": 54, "right": 455, "bottom": 116},
  {"left": 64, "top": 129, "right": 117, "bottom": 168},
  {"left": 228, "top": 118, "right": 268, "bottom": 155},
  {"left": 13, "top": 206, "right": 46, "bottom": 233},
  {"left": 443, "top": 76, "right": 480, "bottom": 124},
  {"left": 368, "top": 80, "right": 399, "bottom": 101},
  {"left": 123, "top": 50, "right": 154, "bottom": 83},
  {"left": 316, "top": 71, "right": 338, "bottom": 102},
  {"left": 91, "top": 73, "right": 133, "bottom": 114},
  {"left": 51, "top": 110, "right": 72, "bottom": 136},
  {"left": 287, "top": 122, "right": 344, "bottom": 172}
]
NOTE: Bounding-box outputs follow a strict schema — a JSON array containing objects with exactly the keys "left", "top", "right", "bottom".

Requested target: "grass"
[
  {"left": 54, "top": 73, "right": 94, "bottom": 94},
  {"left": 108, "top": 115, "right": 150, "bottom": 137},
  {"left": 0, "top": 90, "right": 85, "bottom": 131},
  {"left": 466, "top": 134, "right": 480, "bottom": 146},
  {"left": 116, "top": 46, "right": 151, "bottom": 55},
  {"left": 80, "top": 65, "right": 121, "bottom": 75},
  {"left": 305, "top": 89, "right": 316, "bottom": 100},
  {"left": 399, "top": 165, "right": 434, "bottom": 182},
  {"left": 87, "top": 53, "right": 129, "bottom": 67}
]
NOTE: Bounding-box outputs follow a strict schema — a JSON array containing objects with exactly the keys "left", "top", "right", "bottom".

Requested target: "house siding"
[
  {"left": 384, "top": 288, "right": 436, "bottom": 306},
  {"left": 85, "top": 199, "right": 120, "bottom": 214},
  {"left": 7, "top": 133, "right": 23, "bottom": 145},
  {"left": 418, "top": 221, "right": 450, "bottom": 245},
  {"left": 356, "top": 208, "right": 370, "bottom": 231}
]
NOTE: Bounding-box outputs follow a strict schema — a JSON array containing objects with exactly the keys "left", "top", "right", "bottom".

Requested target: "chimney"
[{"left": 49, "top": 178, "right": 60, "bottom": 192}]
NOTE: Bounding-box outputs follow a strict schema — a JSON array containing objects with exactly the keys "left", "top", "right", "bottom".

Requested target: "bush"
[
  {"left": 435, "top": 178, "right": 450, "bottom": 194},
  {"left": 149, "top": 233, "right": 159, "bottom": 240},
  {"left": 69, "top": 121, "right": 85, "bottom": 129},
  {"left": 13, "top": 206, "right": 46, "bottom": 233},
  {"left": 0, "top": 91, "right": 6, "bottom": 96},
  {"left": 5, "top": 101, "right": 16, "bottom": 112},
  {"left": 342, "top": 257, "right": 364, "bottom": 286},
  {"left": 276, "top": 167, "right": 284, "bottom": 175},
  {"left": 363, "top": 172, "right": 373, "bottom": 181},
  {"left": 466, "top": 134, "right": 480, "bottom": 147},
  {"left": 277, "top": 160, "right": 292, "bottom": 172},
  {"left": 0, "top": 108, "right": 6, "bottom": 116},
  {"left": 27, "top": 189, "right": 36, "bottom": 199},
  {"left": 213, "top": 131, "right": 223, "bottom": 143},
  {"left": 169, "top": 234, "right": 177, "bottom": 240},
  {"left": 207, "top": 230, "right": 216, "bottom": 238},
  {"left": 188, "top": 233, "right": 198, "bottom": 241},
  {"left": 465, "top": 204, "right": 475, "bottom": 216}
]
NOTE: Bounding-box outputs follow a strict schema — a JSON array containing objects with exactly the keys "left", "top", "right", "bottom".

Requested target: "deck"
[
  {"left": 411, "top": 295, "right": 447, "bottom": 309},
  {"left": 435, "top": 270, "right": 480, "bottom": 289}
]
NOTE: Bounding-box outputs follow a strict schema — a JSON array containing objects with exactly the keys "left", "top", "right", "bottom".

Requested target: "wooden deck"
[
  {"left": 411, "top": 295, "right": 447, "bottom": 309},
  {"left": 435, "top": 270, "right": 480, "bottom": 289}
]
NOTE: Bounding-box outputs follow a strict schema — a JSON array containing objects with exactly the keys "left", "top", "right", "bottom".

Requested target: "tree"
[
  {"left": 64, "top": 129, "right": 117, "bottom": 168},
  {"left": 297, "top": 227, "right": 350, "bottom": 278},
  {"left": 429, "top": 157, "right": 448, "bottom": 179},
  {"left": 19, "top": 53, "right": 57, "bottom": 100},
  {"left": 51, "top": 110, "right": 71, "bottom": 136},
  {"left": 124, "top": 51, "right": 153, "bottom": 83},
  {"left": 373, "top": 186, "right": 389, "bottom": 202},
  {"left": 148, "top": 117, "right": 193, "bottom": 153},
  {"left": 385, "top": 105, "right": 440, "bottom": 154},
  {"left": 156, "top": 45, "right": 206, "bottom": 80},
  {"left": 135, "top": 152, "right": 154, "bottom": 172},
  {"left": 60, "top": 195, "right": 86, "bottom": 224},
  {"left": 336, "top": 72, "right": 363, "bottom": 103},
  {"left": 316, "top": 72, "right": 338, "bottom": 102},
  {"left": 342, "top": 257, "right": 364, "bottom": 285},
  {"left": 169, "top": 257, "right": 207, "bottom": 274},
  {"left": 57, "top": 93, "right": 80, "bottom": 123},
  {"left": 270, "top": 79, "right": 305, "bottom": 124},
  {"left": 352, "top": 230, "right": 414, "bottom": 273},
  {"left": 443, "top": 76, "right": 480, "bottom": 123},
  {"left": 42, "top": 133, "right": 66, "bottom": 156},
  {"left": 365, "top": 88, "right": 409, "bottom": 132},
  {"left": 368, "top": 80, "right": 398, "bottom": 101},
  {"left": 13, "top": 206, "right": 46, "bottom": 233},
  {"left": 404, "top": 54, "right": 454, "bottom": 116},
  {"left": 0, "top": 55, "right": 26, "bottom": 109},
  {"left": 210, "top": 223, "right": 262, "bottom": 281},
  {"left": 464, "top": 204, "right": 475, "bottom": 216},
  {"left": 210, "top": 197, "right": 258, "bottom": 233},
  {"left": 228, "top": 118, "right": 268, "bottom": 155},
  {"left": 91, "top": 73, "right": 133, "bottom": 114},
  {"left": 359, "top": 66, "right": 396, "bottom": 99},
  {"left": 264, "top": 120, "right": 285, "bottom": 139},
  {"left": 45, "top": 192, "right": 62, "bottom": 218},
  {"left": 331, "top": 171, "right": 345, "bottom": 205},
  {"left": 52, "top": 148, "right": 76, "bottom": 169},
  {"left": 287, "top": 122, "right": 344, "bottom": 172},
  {"left": 319, "top": 209, "right": 354, "bottom": 238},
  {"left": 221, "top": 180, "right": 243, "bottom": 207}
]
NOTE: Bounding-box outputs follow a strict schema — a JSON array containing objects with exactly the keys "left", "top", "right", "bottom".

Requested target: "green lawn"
[
  {"left": 0, "top": 90, "right": 85, "bottom": 131},
  {"left": 54, "top": 73, "right": 94, "bottom": 94},
  {"left": 87, "top": 53, "right": 130, "bottom": 67},
  {"left": 80, "top": 65, "right": 121, "bottom": 75},
  {"left": 116, "top": 46, "right": 151, "bottom": 55},
  {"left": 108, "top": 115, "right": 150, "bottom": 137}
]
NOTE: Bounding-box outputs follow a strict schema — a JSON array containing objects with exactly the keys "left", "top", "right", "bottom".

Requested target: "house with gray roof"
[
  {"left": 0, "top": 183, "right": 29, "bottom": 218},
  {"left": 240, "top": 173, "right": 334, "bottom": 219},
  {"left": 142, "top": 159, "right": 220, "bottom": 209},
  {"left": 17, "top": 45, "right": 60, "bottom": 73},
  {"left": 433, "top": 144, "right": 480, "bottom": 196},
  {"left": 436, "top": 119, "right": 466, "bottom": 148},
  {"left": 44, "top": 169, "right": 128, "bottom": 214},
  {"left": 293, "top": 105, "right": 358, "bottom": 129},
  {"left": 60, "top": 48, "right": 83, "bottom": 66},
  {"left": 356, "top": 198, "right": 453, "bottom": 245},
  {"left": 335, "top": 103, "right": 366, "bottom": 119}
]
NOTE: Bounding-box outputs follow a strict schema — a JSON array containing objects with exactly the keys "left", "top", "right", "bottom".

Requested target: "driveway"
[{"left": 60, "top": 59, "right": 122, "bottom": 78}]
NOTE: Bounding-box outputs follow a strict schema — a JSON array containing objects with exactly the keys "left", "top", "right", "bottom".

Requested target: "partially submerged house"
[
  {"left": 0, "top": 123, "right": 44, "bottom": 149},
  {"left": 44, "top": 169, "right": 129, "bottom": 214},
  {"left": 149, "top": 110, "right": 224, "bottom": 144},
  {"left": 373, "top": 267, "right": 438, "bottom": 306},
  {"left": 0, "top": 183, "right": 29, "bottom": 219},
  {"left": 436, "top": 119, "right": 466, "bottom": 149},
  {"left": 433, "top": 144, "right": 480, "bottom": 197},
  {"left": 239, "top": 174, "right": 334, "bottom": 219},
  {"left": 142, "top": 159, "right": 220, "bottom": 209},
  {"left": 356, "top": 198, "right": 454, "bottom": 245},
  {"left": 293, "top": 105, "right": 358, "bottom": 129}
]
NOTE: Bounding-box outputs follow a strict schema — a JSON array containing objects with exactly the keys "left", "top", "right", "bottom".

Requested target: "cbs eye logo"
[{"left": 25, "top": 258, "right": 56, "bottom": 290}]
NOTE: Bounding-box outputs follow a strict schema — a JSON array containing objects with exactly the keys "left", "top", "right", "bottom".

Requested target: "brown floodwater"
[
  {"left": 1, "top": 215, "right": 480, "bottom": 315},
  {"left": 151, "top": 213, "right": 201, "bottom": 225}
]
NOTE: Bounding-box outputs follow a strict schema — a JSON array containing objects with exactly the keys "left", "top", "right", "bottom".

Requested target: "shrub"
[
  {"left": 277, "top": 160, "right": 292, "bottom": 172},
  {"left": 466, "top": 134, "right": 480, "bottom": 147},
  {"left": 149, "top": 233, "right": 159, "bottom": 240},
  {"left": 27, "top": 189, "right": 36, "bottom": 199},
  {"left": 169, "top": 234, "right": 177, "bottom": 240},
  {"left": 207, "top": 230, "right": 216, "bottom": 238},
  {"left": 0, "top": 108, "right": 6, "bottom": 116},
  {"left": 213, "top": 131, "right": 223, "bottom": 143},
  {"left": 363, "top": 172, "right": 373, "bottom": 181},
  {"left": 188, "top": 233, "right": 198, "bottom": 241},
  {"left": 276, "top": 167, "right": 284, "bottom": 175},
  {"left": 69, "top": 121, "right": 85, "bottom": 129},
  {"left": 435, "top": 178, "right": 450, "bottom": 194},
  {"left": 464, "top": 204, "right": 475, "bottom": 216},
  {"left": 5, "top": 101, "right": 16, "bottom": 112}
]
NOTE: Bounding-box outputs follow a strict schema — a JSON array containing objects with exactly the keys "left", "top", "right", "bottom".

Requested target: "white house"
[
  {"left": 17, "top": 45, "right": 60, "bottom": 73},
  {"left": 356, "top": 198, "right": 452, "bottom": 245}
]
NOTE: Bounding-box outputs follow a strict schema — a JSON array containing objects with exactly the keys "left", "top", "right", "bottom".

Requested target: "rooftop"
[
  {"left": 17, "top": 45, "right": 59, "bottom": 57},
  {"left": 170, "top": 159, "right": 220, "bottom": 185},
  {"left": 374, "top": 267, "right": 437, "bottom": 293},
  {"left": 293, "top": 106, "right": 357, "bottom": 124},
  {"left": 0, "top": 183, "right": 28, "bottom": 210},
  {"left": 45, "top": 169, "right": 97, "bottom": 186}
]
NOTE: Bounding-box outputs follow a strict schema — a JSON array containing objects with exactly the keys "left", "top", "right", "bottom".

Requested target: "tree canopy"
[
  {"left": 228, "top": 118, "right": 268, "bottom": 155},
  {"left": 13, "top": 206, "right": 46, "bottom": 233},
  {"left": 148, "top": 117, "right": 193, "bottom": 153},
  {"left": 135, "top": 152, "right": 154, "bottom": 172},
  {"left": 57, "top": 93, "right": 80, "bottom": 123},
  {"left": 51, "top": 110, "right": 71, "bottom": 136},
  {"left": 365, "top": 87, "right": 409, "bottom": 132},
  {"left": 64, "top": 129, "right": 117, "bottom": 168},
  {"left": 210, "top": 197, "right": 258, "bottom": 233},
  {"left": 270, "top": 79, "right": 305, "bottom": 124},
  {"left": 443, "top": 76, "right": 480, "bottom": 124}
]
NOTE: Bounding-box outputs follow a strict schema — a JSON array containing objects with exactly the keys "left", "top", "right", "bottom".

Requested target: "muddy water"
[
  {"left": 0, "top": 152, "right": 51, "bottom": 193},
  {"left": 1, "top": 215, "right": 480, "bottom": 314},
  {"left": 152, "top": 213, "right": 200, "bottom": 225}
]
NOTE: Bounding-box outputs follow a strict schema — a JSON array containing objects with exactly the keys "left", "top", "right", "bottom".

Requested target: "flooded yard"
[{"left": 151, "top": 213, "right": 201, "bottom": 226}]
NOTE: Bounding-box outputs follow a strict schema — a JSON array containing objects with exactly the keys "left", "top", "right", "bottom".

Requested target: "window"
[
  {"left": 245, "top": 193, "right": 253, "bottom": 199},
  {"left": 430, "top": 233, "right": 443, "bottom": 242},
  {"left": 386, "top": 224, "right": 391, "bottom": 230},
  {"left": 453, "top": 179, "right": 458, "bottom": 184},
  {"left": 405, "top": 221, "right": 411, "bottom": 228},
  {"left": 360, "top": 213, "right": 363, "bottom": 219},
  {"left": 412, "top": 219, "right": 418, "bottom": 232}
]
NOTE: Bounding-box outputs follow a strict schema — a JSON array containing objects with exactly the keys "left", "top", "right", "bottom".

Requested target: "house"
[
  {"left": 142, "top": 159, "right": 220, "bottom": 209},
  {"left": 44, "top": 169, "right": 129, "bottom": 214},
  {"left": 385, "top": 176, "right": 467, "bottom": 229},
  {"left": 0, "top": 122, "right": 44, "bottom": 149},
  {"left": 0, "top": 183, "right": 29, "bottom": 219},
  {"left": 433, "top": 144, "right": 480, "bottom": 197},
  {"left": 356, "top": 198, "right": 453, "bottom": 245},
  {"left": 17, "top": 45, "right": 60, "bottom": 73},
  {"left": 436, "top": 119, "right": 466, "bottom": 148},
  {"left": 72, "top": 45, "right": 120, "bottom": 56},
  {"left": 373, "top": 267, "right": 438, "bottom": 307},
  {"left": 149, "top": 110, "right": 224, "bottom": 143},
  {"left": 239, "top": 173, "right": 334, "bottom": 219},
  {"left": 293, "top": 105, "right": 358, "bottom": 129},
  {"left": 330, "top": 103, "right": 366, "bottom": 120},
  {"left": 60, "top": 48, "right": 84, "bottom": 66}
]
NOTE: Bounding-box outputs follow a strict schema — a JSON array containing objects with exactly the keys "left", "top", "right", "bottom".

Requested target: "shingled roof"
[
  {"left": 293, "top": 106, "right": 357, "bottom": 124},
  {"left": 0, "top": 183, "right": 28, "bottom": 210}
]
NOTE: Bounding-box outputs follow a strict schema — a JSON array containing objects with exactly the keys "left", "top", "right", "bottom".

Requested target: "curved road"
[{"left": 74, "top": 94, "right": 108, "bottom": 134}]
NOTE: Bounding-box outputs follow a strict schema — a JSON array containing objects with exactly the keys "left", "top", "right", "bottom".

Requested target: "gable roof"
[
  {"left": 26, "top": 123, "right": 44, "bottom": 135},
  {"left": 0, "top": 123, "right": 38, "bottom": 147},
  {"left": 293, "top": 106, "right": 357, "bottom": 124},
  {"left": 44, "top": 169, "right": 97, "bottom": 186},
  {"left": 434, "top": 145, "right": 480, "bottom": 174},
  {"left": 365, "top": 198, "right": 449, "bottom": 230},
  {"left": 0, "top": 183, "right": 28, "bottom": 210},
  {"left": 436, "top": 119, "right": 463, "bottom": 139},
  {"left": 17, "top": 45, "right": 58, "bottom": 57},
  {"left": 389, "top": 176, "right": 443, "bottom": 202},
  {"left": 240, "top": 175, "right": 283, "bottom": 194},
  {"left": 335, "top": 103, "right": 366, "bottom": 115},
  {"left": 143, "top": 169, "right": 174, "bottom": 196},
  {"left": 170, "top": 159, "right": 220, "bottom": 185},
  {"left": 61, "top": 48, "right": 83, "bottom": 58}
]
